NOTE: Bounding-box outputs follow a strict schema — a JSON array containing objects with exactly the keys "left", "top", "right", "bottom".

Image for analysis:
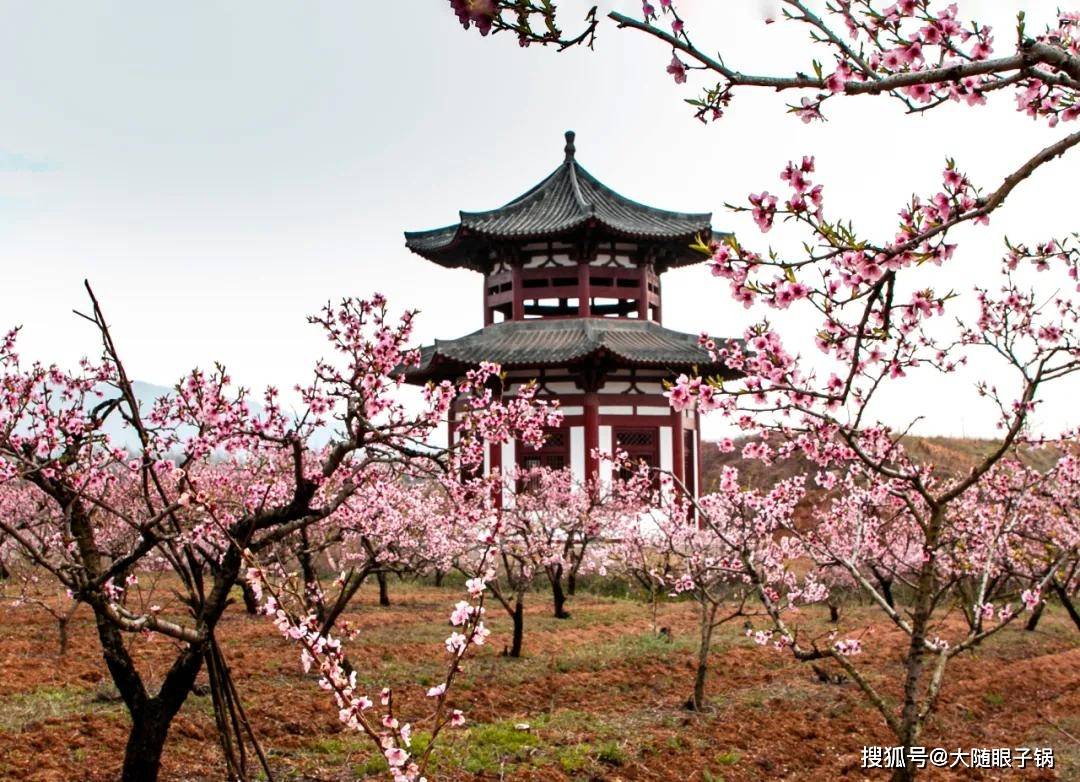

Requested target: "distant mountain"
[
  {"left": 93, "top": 381, "right": 176, "bottom": 453},
  {"left": 94, "top": 381, "right": 335, "bottom": 453}
]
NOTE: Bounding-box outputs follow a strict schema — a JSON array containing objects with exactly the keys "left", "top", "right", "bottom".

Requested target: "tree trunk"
[
  {"left": 649, "top": 581, "right": 659, "bottom": 634},
  {"left": 297, "top": 527, "right": 324, "bottom": 619},
  {"left": 319, "top": 569, "right": 367, "bottom": 638},
  {"left": 882, "top": 579, "right": 896, "bottom": 609},
  {"left": 57, "top": 614, "right": 70, "bottom": 656},
  {"left": 121, "top": 705, "right": 173, "bottom": 782},
  {"left": 434, "top": 569, "right": 445, "bottom": 588},
  {"left": 377, "top": 571, "right": 391, "bottom": 607},
  {"left": 552, "top": 579, "right": 570, "bottom": 619},
  {"left": 828, "top": 602, "right": 840, "bottom": 623},
  {"left": 0, "top": 556, "right": 9, "bottom": 580},
  {"left": 567, "top": 569, "right": 577, "bottom": 597},
  {"left": 110, "top": 643, "right": 205, "bottom": 782},
  {"left": 1025, "top": 600, "right": 1045, "bottom": 632},
  {"left": 550, "top": 568, "right": 570, "bottom": 619},
  {"left": 893, "top": 510, "right": 943, "bottom": 775},
  {"left": 102, "top": 545, "right": 238, "bottom": 782},
  {"left": 1054, "top": 582, "right": 1080, "bottom": 632},
  {"left": 239, "top": 578, "right": 259, "bottom": 615},
  {"left": 509, "top": 597, "right": 524, "bottom": 658},
  {"left": 870, "top": 565, "right": 896, "bottom": 609},
  {"left": 687, "top": 602, "right": 717, "bottom": 711}
]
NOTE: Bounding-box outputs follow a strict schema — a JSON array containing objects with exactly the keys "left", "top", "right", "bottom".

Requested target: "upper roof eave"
[
  {"left": 404, "top": 131, "right": 719, "bottom": 267},
  {"left": 404, "top": 221, "right": 727, "bottom": 270}
]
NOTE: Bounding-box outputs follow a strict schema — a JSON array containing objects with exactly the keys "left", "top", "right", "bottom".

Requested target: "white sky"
[{"left": 0, "top": 0, "right": 1076, "bottom": 440}]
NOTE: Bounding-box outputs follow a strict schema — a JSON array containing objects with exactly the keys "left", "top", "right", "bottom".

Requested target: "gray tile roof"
[
  {"left": 404, "top": 131, "right": 718, "bottom": 269},
  {"left": 405, "top": 318, "right": 738, "bottom": 381}
]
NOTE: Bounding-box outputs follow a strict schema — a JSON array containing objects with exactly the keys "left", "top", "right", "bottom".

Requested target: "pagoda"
[{"left": 404, "top": 131, "right": 737, "bottom": 498}]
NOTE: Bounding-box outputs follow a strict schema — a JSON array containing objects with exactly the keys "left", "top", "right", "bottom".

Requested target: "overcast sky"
[{"left": 1, "top": 0, "right": 1076, "bottom": 440}]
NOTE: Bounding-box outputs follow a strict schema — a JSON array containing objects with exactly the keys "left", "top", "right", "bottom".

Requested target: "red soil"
[{"left": 0, "top": 585, "right": 1076, "bottom": 781}]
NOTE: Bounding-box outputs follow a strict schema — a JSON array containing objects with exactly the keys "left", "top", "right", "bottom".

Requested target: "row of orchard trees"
[{"left": 3, "top": 380, "right": 1077, "bottom": 782}]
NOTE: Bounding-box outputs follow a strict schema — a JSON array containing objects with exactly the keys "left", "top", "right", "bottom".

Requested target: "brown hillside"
[{"left": 700, "top": 435, "right": 1061, "bottom": 494}]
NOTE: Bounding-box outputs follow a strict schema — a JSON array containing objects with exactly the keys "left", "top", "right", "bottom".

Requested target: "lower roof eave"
[{"left": 401, "top": 352, "right": 739, "bottom": 386}]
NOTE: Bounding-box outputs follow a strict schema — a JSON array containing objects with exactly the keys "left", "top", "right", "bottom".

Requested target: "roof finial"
[{"left": 564, "top": 130, "right": 576, "bottom": 161}]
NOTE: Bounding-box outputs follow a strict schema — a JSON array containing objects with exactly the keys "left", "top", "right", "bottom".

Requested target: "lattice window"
[
  {"left": 615, "top": 427, "right": 659, "bottom": 485},
  {"left": 543, "top": 431, "right": 567, "bottom": 450},
  {"left": 519, "top": 427, "right": 569, "bottom": 490},
  {"left": 524, "top": 453, "right": 566, "bottom": 471},
  {"left": 617, "top": 430, "right": 654, "bottom": 449}
]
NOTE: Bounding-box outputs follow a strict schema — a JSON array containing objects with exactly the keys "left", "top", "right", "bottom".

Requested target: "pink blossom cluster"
[
  {"left": 246, "top": 562, "right": 483, "bottom": 781},
  {"left": 610, "top": 0, "right": 1080, "bottom": 136}
]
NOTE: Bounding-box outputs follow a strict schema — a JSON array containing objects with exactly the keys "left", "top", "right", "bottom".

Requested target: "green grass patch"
[
  {"left": 596, "top": 739, "right": 628, "bottom": 765},
  {"left": 556, "top": 743, "right": 592, "bottom": 772},
  {"left": 451, "top": 720, "right": 541, "bottom": 774},
  {"left": 0, "top": 685, "right": 125, "bottom": 732},
  {"left": 715, "top": 749, "right": 741, "bottom": 765},
  {"left": 306, "top": 734, "right": 370, "bottom": 757}
]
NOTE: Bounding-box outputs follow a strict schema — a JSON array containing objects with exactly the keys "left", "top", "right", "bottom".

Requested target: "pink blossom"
[
  {"left": 666, "top": 55, "right": 688, "bottom": 84},
  {"left": 834, "top": 639, "right": 862, "bottom": 656},
  {"left": 904, "top": 83, "right": 934, "bottom": 103}
]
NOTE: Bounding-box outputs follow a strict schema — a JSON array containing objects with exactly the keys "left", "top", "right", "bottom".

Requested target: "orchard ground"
[{"left": 0, "top": 579, "right": 1076, "bottom": 781}]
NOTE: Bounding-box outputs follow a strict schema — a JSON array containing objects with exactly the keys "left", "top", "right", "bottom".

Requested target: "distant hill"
[
  {"left": 93, "top": 381, "right": 335, "bottom": 454},
  {"left": 699, "top": 435, "right": 1061, "bottom": 494},
  {"left": 96, "top": 381, "right": 173, "bottom": 449}
]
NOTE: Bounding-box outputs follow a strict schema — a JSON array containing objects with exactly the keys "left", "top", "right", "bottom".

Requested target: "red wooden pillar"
[
  {"left": 670, "top": 407, "right": 685, "bottom": 490},
  {"left": 584, "top": 391, "right": 599, "bottom": 484},
  {"left": 511, "top": 264, "right": 524, "bottom": 320},
  {"left": 637, "top": 266, "right": 649, "bottom": 320},
  {"left": 693, "top": 410, "right": 702, "bottom": 499},
  {"left": 653, "top": 272, "right": 662, "bottom": 324},
  {"left": 577, "top": 261, "right": 591, "bottom": 317},
  {"left": 447, "top": 398, "right": 457, "bottom": 453}
]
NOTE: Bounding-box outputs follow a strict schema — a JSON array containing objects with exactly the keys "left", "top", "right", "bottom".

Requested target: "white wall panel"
[
  {"left": 501, "top": 439, "right": 516, "bottom": 506},
  {"left": 636, "top": 406, "right": 671, "bottom": 416},
  {"left": 690, "top": 429, "right": 698, "bottom": 497},
  {"left": 599, "top": 426, "right": 613, "bottom": 490},
  {"left": 570, "top": 426, "right": 585, "bottom": 486},
  {"left": 659, "top": 426, "right": 674, "bottom": 500}
]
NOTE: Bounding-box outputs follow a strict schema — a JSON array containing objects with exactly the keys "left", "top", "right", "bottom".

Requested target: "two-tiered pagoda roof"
[{"left": 402, "top": 130, "right": 734, "bottom": 384}]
